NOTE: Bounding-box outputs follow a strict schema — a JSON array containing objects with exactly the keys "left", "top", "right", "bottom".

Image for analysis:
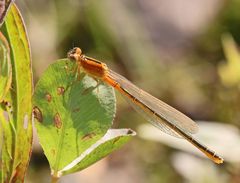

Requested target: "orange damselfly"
[{"left": 67, "top": 47, "right": 223, "bottom": 164}]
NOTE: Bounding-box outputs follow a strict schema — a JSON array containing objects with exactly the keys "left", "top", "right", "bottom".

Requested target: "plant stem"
[{"left": 51, "top": 175, "right": 59, "bottom": 183}]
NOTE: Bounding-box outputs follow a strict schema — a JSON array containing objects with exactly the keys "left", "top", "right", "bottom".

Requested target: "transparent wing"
[
  {"left": 108, "top": 70, "right": 198, "bottom": 137},
  {"left": 124, "top": 93, "right": 183, "bottom": 138}
]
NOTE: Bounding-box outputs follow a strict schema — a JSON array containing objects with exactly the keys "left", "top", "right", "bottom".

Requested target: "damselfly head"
[{"left": 67, "top": 47, "right": 82, "bottom": 61}]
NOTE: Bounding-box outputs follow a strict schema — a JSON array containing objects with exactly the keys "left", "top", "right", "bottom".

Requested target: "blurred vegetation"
[{"left": 14, "top": 0, "right": 240, "bottom": 182}]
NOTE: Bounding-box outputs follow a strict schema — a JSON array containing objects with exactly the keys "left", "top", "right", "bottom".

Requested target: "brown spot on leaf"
[
  {"left": 11, "top": 163, "right": 22, "bottom": 183},
  {"left": 81, "top": 132, "right": 96, "bottom": 140},
  {"left": 64, "top": 65, "right": 68, "bottom": 71},
  {"left": 81, "top": 87, "right": 95, "bottom": 95},
  {"left": 57, "top": 87, "right": 65, "bottom": 95},
  {"left": 2, "top": 100, "right": 11, "bottom": 108},
  {"left": 1, "top": 100, "right": 13, "bottom": 114},
  {"left": 72, "top": 107, "right": 80, "bottom": 112},
  {"left": 113, "top": 137, "right": 121, "bottom": 144},
  {"left": 54, "top": 113, "right": 62, "bottom": 129},
  {"left": 51, "top": 149, "right": 56, "bottom": 156},
  {"left": 33, "top": 106, "right": 43, "bottom": 123},
  {"left": 127, "top": 129, "right": 134, "bottom": 135},
  {"left": 45, "top": 93, "right": 52, "bottom": 102}
]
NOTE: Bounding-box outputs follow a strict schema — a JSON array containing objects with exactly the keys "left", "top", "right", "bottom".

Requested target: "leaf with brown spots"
[
  {"left": 0, "top": 3, "right": 33, "bottom": 182},
  {"left": 33, "top": 59, "right": 116, "bottom": 174}
]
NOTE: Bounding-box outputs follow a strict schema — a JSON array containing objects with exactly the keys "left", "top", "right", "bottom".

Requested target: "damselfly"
[{"left": 68, "top": 47, "right": 223, "bottom": 164}]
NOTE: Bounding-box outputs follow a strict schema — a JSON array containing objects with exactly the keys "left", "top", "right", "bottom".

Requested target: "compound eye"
[
  {"left": 74, "top": 47, "right": 82, "bottom": 55},
  {"left": 67, "top": 47, "right": 82, "bottom": 60}
]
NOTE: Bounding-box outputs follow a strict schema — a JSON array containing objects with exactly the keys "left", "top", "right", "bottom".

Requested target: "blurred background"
[{"left": 15, "top": 0, "right": 240, "bottom": 182}]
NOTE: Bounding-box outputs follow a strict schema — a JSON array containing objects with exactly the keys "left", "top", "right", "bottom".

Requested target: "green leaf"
[
  {"left": 0, "top": 31, "right": 11, "bottom": 102},
  {"left": 0, "top": 3, "right": 33, "bottom": 182},
  {"left": 33, "top": 59, "right": 116, "bottom": 174},
  {"left": 60, "top": 128, "right": 136, "bottom": 176}
]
